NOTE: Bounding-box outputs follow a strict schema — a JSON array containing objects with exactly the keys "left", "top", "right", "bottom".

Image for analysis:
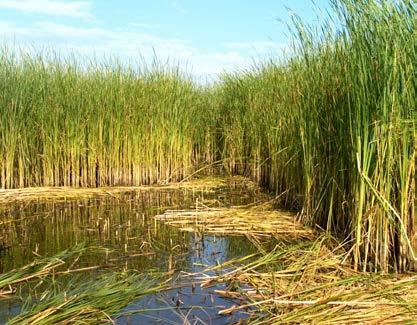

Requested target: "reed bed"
[
  {"left": 0, "top": 51, "right": 217, "bottom": 189},
  {"left": 0, "top": 0, "right": 415, "bottom": 274},
  {"left": 215, "top": 0, "right": 417, "bottom": 272}
]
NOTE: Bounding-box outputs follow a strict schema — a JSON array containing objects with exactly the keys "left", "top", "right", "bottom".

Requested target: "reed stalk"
[
  {"left": 215, "top": 0, "right": 416, "bottom": 271},
  {"left": 0, "top": 0, "right": 415, "bottom": 271},
  {"left": 0, "top": 53, "right": 216, "bottom": 189}
]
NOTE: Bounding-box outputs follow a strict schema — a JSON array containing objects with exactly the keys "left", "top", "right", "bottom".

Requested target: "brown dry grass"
[
  {"left": 193, "top": 234, "right": 417, "bottom": 324},
  {"left": 155, "top": 202, "right": 313, "bottom": 240},
  {"left": 0, "top": 176, "right": 235, "bottom": 205}
]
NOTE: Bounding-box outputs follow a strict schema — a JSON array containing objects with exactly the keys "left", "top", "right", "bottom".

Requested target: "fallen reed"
[
  {"left": 0, "top": 243, "right": 169, "bottom": 324},
  {"left": 0, "top": 244, "right": 98, "bottom": 296},
  {"left": 199, "top": 236, "right": 417, "bottom": 324},
  {"left": 7, "top": 271, "right": 168, "bottom": 325},
  {"left": 156, "top": 201, "right": 313, "bottom": 240},
  {"left": 0, "top": 176, "right": 229, "bottom": 205}
]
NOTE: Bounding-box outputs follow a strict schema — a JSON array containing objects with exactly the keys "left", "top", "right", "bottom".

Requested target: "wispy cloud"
[
  {"left": 0, "top": 19, "right": 285, "bottom": 81},
  {"left": 128, "top": 22, "right": 160, "bottom": 30},
  {"left": 0, "top": 0, "right": 93, "bottom": 19},
  {"left": 1, "top": 20, "right": 198, "bottom": 66}
]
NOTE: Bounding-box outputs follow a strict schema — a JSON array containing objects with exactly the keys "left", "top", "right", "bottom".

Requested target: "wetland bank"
[{"left": 0, "top": 0, "right": 416, "bottom": 323}]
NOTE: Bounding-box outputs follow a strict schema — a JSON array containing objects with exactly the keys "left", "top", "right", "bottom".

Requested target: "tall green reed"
[
  {"left": 0, "top": 0, "right": 415, "bottom": 272},
  {"left": 0, "top": 51, "right": 216, "bottom": 188},
  {"left": 215, "top": 0, "right": 416, "bottom": 271}
]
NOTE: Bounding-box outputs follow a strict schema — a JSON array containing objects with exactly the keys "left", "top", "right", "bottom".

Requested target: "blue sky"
[{"left": 0, "top": 0, "right": 331, "bottom": 80}]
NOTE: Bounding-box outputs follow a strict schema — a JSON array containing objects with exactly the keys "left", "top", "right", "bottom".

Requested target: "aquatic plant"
[
  {"left": 7, "top": 271, "right": 167, "bottom": 325},
  {"left": 0, "top": 244, "right": 89, "bottom": 294},
  {"left": 215, "top": 0, "right": 416, "bottom": 272},
  {"left": 0, "top": 53, "right": 217, "bottom": 189},
  {"left": 0, "top": 0, "right": 415, "bottom": 272},
  {"left": 0, "top": 243, "right": 168, "bottom": 324}
]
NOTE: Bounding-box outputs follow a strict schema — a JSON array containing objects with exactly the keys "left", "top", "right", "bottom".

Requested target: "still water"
[{"left": 0, "top": 181, "right": 263, "bottom": 324}]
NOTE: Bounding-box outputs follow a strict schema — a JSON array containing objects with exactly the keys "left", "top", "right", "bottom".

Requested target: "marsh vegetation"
[{"left": 0, "top": 0, "right": 415, "bottom": 323}]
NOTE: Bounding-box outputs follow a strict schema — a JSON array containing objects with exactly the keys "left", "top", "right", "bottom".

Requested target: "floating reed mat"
[
  {"left": 7, "top": 271, "right": 168, "bottom": 325},
  {"left": 155, "top": 202, "right": 313, "bottom": 239},
  {"left": 195, "top": 237, "right": 417, "bottom": 324},
  {"left": 0, "top": 244, "right": 108, "bottom": 297},
  {"left": 0, "top": 176, "right": 233, "bottom": 205},
  {"left": 0, "top": 244, "right": 170, "bottom": 324}
]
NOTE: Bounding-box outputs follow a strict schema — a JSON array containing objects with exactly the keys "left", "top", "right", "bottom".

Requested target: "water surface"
[{"left": 0, "top": 181, "right": 264, "bottom": 324}]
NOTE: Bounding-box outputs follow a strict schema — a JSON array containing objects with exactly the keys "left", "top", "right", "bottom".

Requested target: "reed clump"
[
  {"left": 0, "top": 52, "right": 217, "bottom": 189},
  {"left": 215, "top": 0, "right": 416, "bottom": 272}
]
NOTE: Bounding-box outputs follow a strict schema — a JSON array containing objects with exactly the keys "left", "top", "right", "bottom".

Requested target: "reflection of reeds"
[{"left": 0, "top": 190, "right": 198, "bottom": 272}]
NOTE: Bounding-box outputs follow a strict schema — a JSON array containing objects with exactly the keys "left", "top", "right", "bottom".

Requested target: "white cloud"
[
  {"left": 0, "top": 19, "right": 287, "bottom": 82},
  {"left": 0, "top": 0, "right": 92, "bottom": 19}
]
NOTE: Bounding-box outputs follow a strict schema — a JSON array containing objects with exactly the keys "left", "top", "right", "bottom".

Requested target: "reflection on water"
[
  {"left": 0, "top": 182, "right": 261, "bottom": 324},
  {"left": 119, "top": 234, "right": 252, "bottom": 325}
]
